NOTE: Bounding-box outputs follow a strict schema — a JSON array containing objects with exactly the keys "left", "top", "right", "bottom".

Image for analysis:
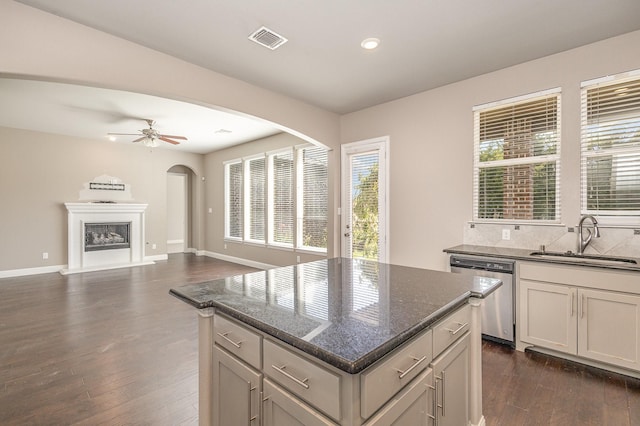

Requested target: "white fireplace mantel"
[{"left": 61, "top": 202, "right": 154, "bottom": 275}]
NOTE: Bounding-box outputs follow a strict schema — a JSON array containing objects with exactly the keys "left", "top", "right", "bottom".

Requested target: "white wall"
[{"left": 340, "top": 30, "right": 640, "bottom": 270}]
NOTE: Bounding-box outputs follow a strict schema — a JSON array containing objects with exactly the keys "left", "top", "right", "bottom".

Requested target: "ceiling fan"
[{"left": 108, "top": 119, "right": 187, "bottom": 147}]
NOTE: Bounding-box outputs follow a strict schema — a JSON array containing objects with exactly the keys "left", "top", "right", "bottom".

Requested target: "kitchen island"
[{"left": 170, "top": 257, "right": 501, "bottom": 426}]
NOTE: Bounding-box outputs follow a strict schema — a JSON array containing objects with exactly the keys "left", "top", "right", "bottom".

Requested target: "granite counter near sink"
[{"left": 444, "top": 244, "right": 640, "bottom": 272}]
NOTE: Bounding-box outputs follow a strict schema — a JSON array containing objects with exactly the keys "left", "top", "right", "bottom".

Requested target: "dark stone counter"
[
  {"left": 444, "top": 244, "right": 640, "bottom": 272},
  {"left": 170, "top": 257, "right": 501, "bottom": 374}
]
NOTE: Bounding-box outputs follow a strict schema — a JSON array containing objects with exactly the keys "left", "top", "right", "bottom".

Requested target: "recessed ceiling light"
[
  {"left": 215, "top": 129, "right": 232, "bottom": 134},
  {"left": 361, "top": 38, "right": 380, "bottom": 50},
  {"left": 108, "top": 135, "right": 116, "bottom": 141}
]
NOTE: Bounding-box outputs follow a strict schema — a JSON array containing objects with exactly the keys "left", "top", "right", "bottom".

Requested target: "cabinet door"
[
  {"left": 213, "top": 346, "right": 261, "bottom": 426},
  {"left": 262, "top": 378, "right": 338, "bottom": 426},
  {"left": 432, "top": 333, "right": 469, "bottom": 426},
  {"left": 578, "top": 288, "right": 640, "bottom": 370},
  {"left": 519, "top": 279, "right": 577, "bottom": 354},
  {"left": 364, "top": 368, "right": 435, "bottom": 426}
]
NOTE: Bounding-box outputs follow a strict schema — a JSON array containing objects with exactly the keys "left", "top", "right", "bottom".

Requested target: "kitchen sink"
[{"left": 529, "top": 251, "right": 638, "bottom": 265}]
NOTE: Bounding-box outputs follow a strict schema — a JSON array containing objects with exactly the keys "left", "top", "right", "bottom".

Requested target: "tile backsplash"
[{"left": 464, "top": 223, "right": 640, "bottom": 258}]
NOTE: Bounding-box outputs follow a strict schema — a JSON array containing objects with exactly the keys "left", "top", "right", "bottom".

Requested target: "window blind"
[
  {"left": 269, "top": 150, "right": 294, "bottom": 246},
  {"left": 349, "top": 152, "right": 379, "bottom": 260},
  {"left": 300, "top": 146, "right": 328, "bottom": 250},
  {"left": 247, "top": 157, "right": 266, "bottom": 242},
  {"left": 581, "top": 74, "right": 640, "bottom": 216},
  {"left": 474, "top": 91, "right": 561, "bottom": 222},
  {"left": 225, "top": 161, "right": 243, "bottom": 239}
]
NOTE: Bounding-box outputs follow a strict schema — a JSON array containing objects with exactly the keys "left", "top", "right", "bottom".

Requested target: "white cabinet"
[
  {"left": 519, "top": 279, "right": 577, "bottom": 354},
  {"left": 364, "top": 368, "right": 435, "bottom": 426},
  {"left": 263, "top": 378, "right": 338, "bottom": 426},
  {"left": 432, "top": 333, "right": 469, "bottom": 426},
  {"left": 518, "top": 262, "right": 640, "bottom": 371},
  {"left": 212, "top": 346, "right": 262, "bottom": 426},
  {"left": 205, "top": 304, "right": 476, "bottom": 426},
  {"left": 578, "top": 288, "right": 640, "bottom": 370}
]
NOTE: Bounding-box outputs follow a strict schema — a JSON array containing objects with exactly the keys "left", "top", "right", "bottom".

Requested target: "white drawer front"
[
  {"left": 433, "top": 304, "right": 471, "bottom": 357},
  {"left": 214, "top": 314, "right": 262, "bottom": 369},
  {"left": 360, "top": 329, "right": 433, "bottom": 419},
  {"left": 263, "top": 339, "right": 341, "bottom": 421}
]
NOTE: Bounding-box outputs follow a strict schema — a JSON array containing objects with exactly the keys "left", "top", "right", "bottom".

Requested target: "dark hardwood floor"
[{"left": 1, "top": 254, "right": 640, "bottom": 425}]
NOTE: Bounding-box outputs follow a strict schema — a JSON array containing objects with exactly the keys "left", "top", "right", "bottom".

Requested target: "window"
[
  {"left": 224, "top": 161, "right": 243, "bottom": 239},
  {"left": 268, "top": 150, "right": 294, "bottom": 246},
  {"left": 581, "top": 71, "right": 640, "bottom": 219},
  {"left": 473, "top": 89, "right": 561, "bottom": 222},
  {"left": 245, "top": 156, "right": 266, "bottom": 242},
  {"left": 298, "top": 146, "right": 329, "bottom": 251},
  {"left": 224, "top": 145, "right": 328, "bottom": 253}
]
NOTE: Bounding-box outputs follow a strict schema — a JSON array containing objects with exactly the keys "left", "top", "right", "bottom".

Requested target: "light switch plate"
[{"left": 502, "top": 229, "right": 511, "bottom": 240}]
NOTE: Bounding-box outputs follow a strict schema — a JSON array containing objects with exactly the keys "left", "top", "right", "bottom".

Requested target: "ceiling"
[
  {"left": 6, "top": 0, "right": 640, "bottom": 153},
  {"left": 0, "top": 78, "right": 282, "bottom": 154}
]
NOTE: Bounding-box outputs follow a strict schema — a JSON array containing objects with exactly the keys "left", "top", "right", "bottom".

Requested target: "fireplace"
[
  {"left": 84, "top": 222, "right": 130, "bottom": 252},
  {"left": 62, "top": 203, "right": 152, "bottom": 274}
]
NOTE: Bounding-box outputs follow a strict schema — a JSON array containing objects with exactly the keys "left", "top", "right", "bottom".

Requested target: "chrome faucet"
[{"left": 577, "top": 215, "right": 600, "bottom": 255}]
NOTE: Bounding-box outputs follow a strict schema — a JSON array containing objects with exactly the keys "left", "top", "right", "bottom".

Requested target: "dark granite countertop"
[
  {"left": 444, "top": 244, "right": 640, "bottom": 272},
  {"left": 170, "top": 257, "right": 501, "bottom": 374}
]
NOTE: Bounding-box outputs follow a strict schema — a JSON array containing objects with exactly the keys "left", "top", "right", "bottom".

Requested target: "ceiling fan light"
[{"left": 143, "top": 137, "right": 159, "bottom": 148}]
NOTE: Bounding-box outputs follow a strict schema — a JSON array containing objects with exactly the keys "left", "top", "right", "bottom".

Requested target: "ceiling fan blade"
[
  {"left": 159, "top": 134, "right": 187, "bottom": 140},
  {"left": 108, "top": 132, "right": 141, "bottom": 136},
  {"left": 132, "top": 136, "right": 147, "bottom": 143},
  {"left": 159, "top": 137, "right": 181, "bottom": 145}
]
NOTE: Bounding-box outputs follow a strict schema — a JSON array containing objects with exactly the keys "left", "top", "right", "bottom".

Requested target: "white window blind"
[
  {"left": 298, "top": 146, "right": 328, "bottom": 250},
  {"left": 224, "top": 161, "right": 243, "bottom": 239},
  {"left": 581, "top": 72, "right": 640, "bottom": 217},
  {"left": 268, "top": 150, "right": 294, "bottom": 246},
  {"left": 246, "top": 156, "right": 266, "bottom": 242},
  {"left": 473, "top": 90, "right": 561, "bottom": 222},
  {"left": 349, "top": 152, "right": 379, "bottom": 260}
]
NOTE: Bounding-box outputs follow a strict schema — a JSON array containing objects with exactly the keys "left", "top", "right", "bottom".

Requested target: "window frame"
[
  {"left": 223, "top": 159, "right": 243, "bottom": 241},
  {"left": 243, "top": 154, "right": 267, "bottom": 245},
  {"left": 267, "top": 148, "right": 295, "bottom": 249},
  {"left": 580, "top": 70, "right": 640, "bottom": 225},
  {"left": 472, "top": 88, "right": 562, "bottom": 224},
  {"left": 224, "top": 145, "right": 328, "bottom": 254}
]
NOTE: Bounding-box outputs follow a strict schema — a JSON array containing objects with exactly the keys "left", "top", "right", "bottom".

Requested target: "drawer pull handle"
[
  {"left": 216, "top": 331, "right": 243, "bottom": 348},
  {"left": 445, "top": 322, "right": 468, "bottom": 336},
  {"left": 271, "top": 364, "right": 310, "bottom": 389},
  {"left": 395, "top": 355, "right": 427, "bottom": 379}
]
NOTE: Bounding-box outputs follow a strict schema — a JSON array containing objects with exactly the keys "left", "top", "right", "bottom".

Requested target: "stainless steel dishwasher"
[{"left": 450, "top": 255, "right": 515, "bottom": 346}]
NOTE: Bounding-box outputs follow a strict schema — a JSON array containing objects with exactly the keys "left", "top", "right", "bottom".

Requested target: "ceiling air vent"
[{"left": 248, "top": 26, "right": 288, "bottom": 50}]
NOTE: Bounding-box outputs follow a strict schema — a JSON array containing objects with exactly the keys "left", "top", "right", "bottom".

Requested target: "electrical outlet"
[
  {"left": 502, "top": 229, "right": 510, "bottom": 240},
  {"left": 152, "top": 244, "right": 157, "bottom": 250},
  {"left": 224, "top": 244, "right": 227, "bottom": 250},
  {"left": 42, "top": 252, "right": 48, "bottom": 260},
  {"left": 296, "top": 255, "right": 301, "bottom": 263}
]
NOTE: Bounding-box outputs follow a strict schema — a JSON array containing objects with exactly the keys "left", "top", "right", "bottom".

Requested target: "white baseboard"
[
  {"left": 200, "top": 250, "right": 275, "bottom": 270},
  {"left": 59, "top": 260, "right": 156, "bottom": 275},
  {"left": 145, "top": 254, "right": 169, "bottom": 262},
  {"left": 0, "top": 264, "right": 67, "bottom": 279}
]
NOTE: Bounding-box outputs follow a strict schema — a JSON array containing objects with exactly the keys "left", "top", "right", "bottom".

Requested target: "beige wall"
[
  {"left": 340, "top": 30, "right": 640, "bottom": 271},
  {"left": 0, "top": 126, "right": 204, "bottom": 271},
  {"left": 204, "top": 132, "right": 330, "bottom": 267}
]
